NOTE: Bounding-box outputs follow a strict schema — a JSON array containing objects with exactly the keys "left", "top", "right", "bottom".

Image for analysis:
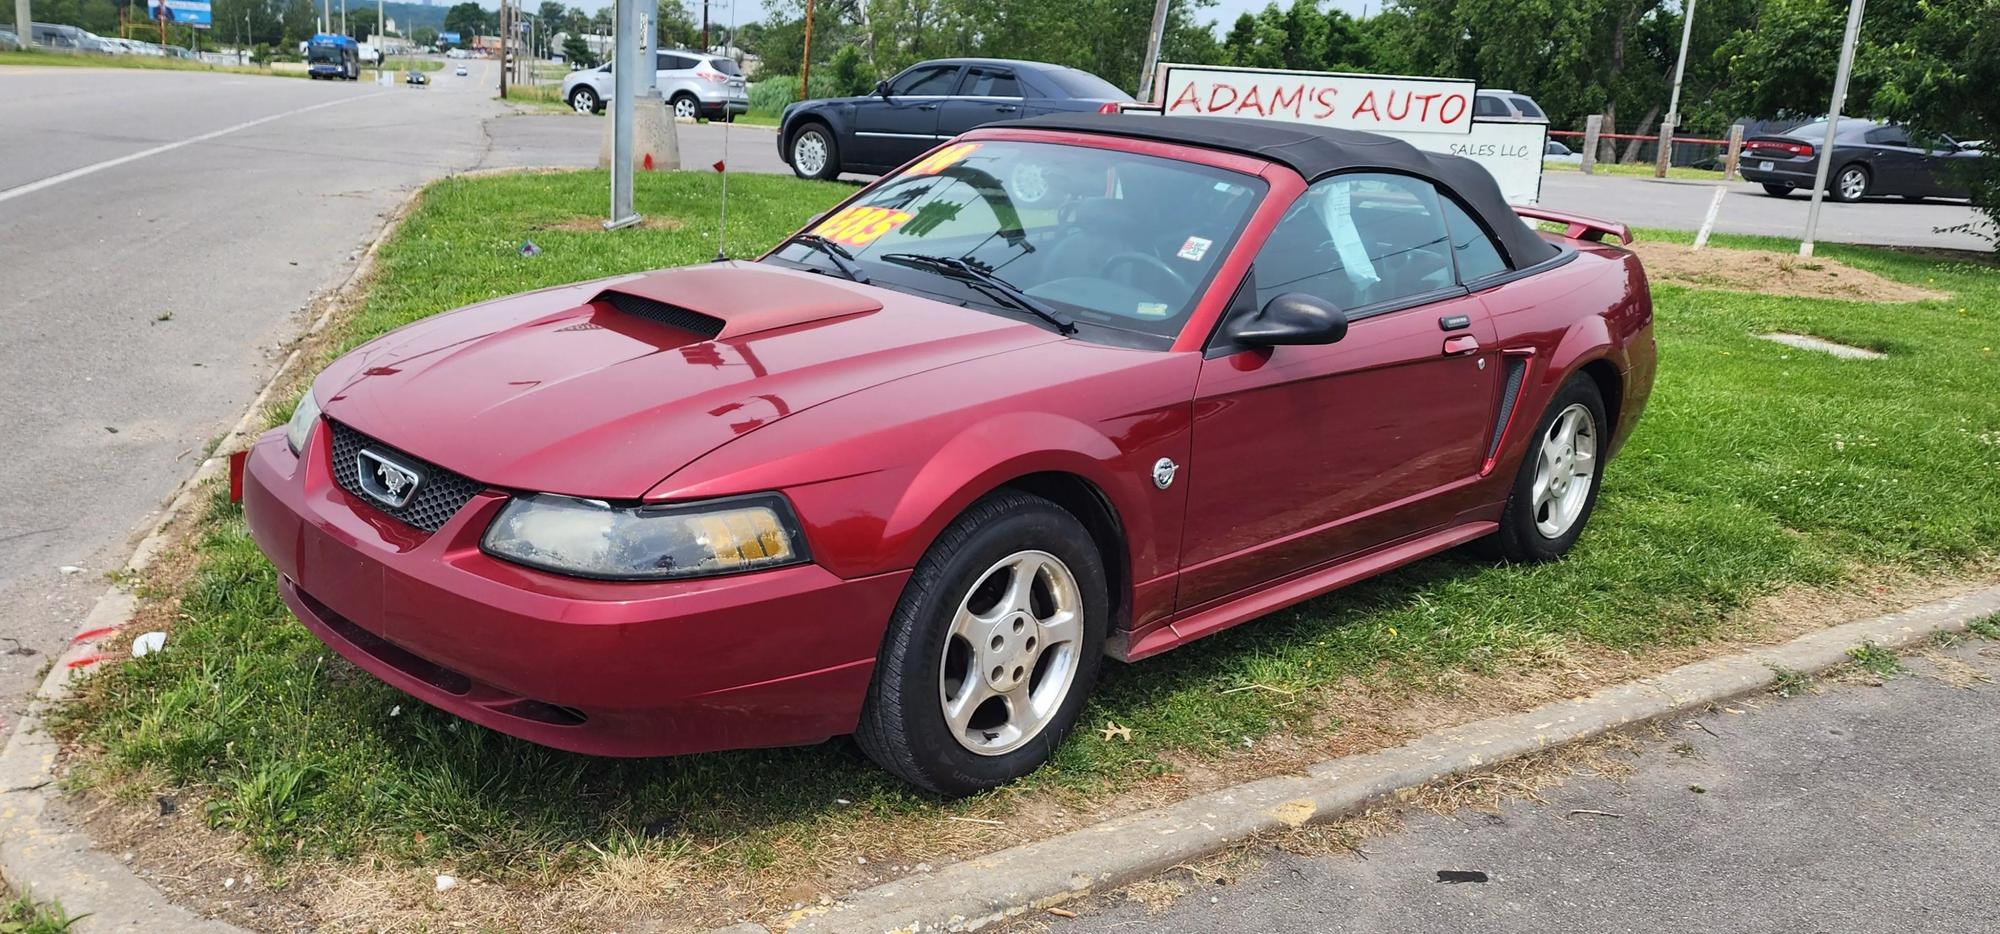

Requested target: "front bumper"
[{"left": 242, "top": 424, "right": 908, "bottom": 757}]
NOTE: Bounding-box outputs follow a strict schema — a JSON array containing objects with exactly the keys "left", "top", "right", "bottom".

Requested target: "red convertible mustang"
[{"left": 244, "top": 114, "right": 1655, "bottom": 795}]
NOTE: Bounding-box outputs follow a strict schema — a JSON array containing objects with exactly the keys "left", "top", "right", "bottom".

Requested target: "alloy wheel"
[
  {"left": 793, "top": 131, "right": 828, "bottom": 177},
  {"left": 938, "top": 550, "right": 1082, "bottom": 756},
  {"left": 1838, "top": 167, "right": 1868, "bottom": 200},
  {"left": 1531, "top": 403, "right": 1598, "bottom": 539},
  {"left": 674, "top": 96, "right": 698, "bottom": 119},
  {"left": 571, "top": 89, "right": 596, "bottom": 113}
]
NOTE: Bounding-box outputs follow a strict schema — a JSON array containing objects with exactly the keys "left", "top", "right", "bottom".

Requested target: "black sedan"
[
  {"left": 405, "top": 70, "right": 429, "bottom": 86},
  {"left": 778, "top": 58, "right": 1131, "bottom": 184},
  {"left": 1743, "top": 118, "right": 1985, "bottom": 202}
]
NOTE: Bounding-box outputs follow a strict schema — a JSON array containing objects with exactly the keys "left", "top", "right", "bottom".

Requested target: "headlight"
[
  {"left": 482, "top": 493, "right": 809, "bottom": 581},
  {"left": 285, "top": 387, "right": 322, "bottom": 456}
]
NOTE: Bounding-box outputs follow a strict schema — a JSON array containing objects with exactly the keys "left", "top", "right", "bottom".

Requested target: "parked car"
[
  {"left": 0, "top": 28, "right": 21, "bottom": 50},
  {"left": 1743, "top": 118, "right": 1985, "bottom": 202},
  {"left": 1544, "top": 139, "right": 1582, "bottom": 165},
  {"left": 245, "top": 114, "right": 1654, "bottom": 795},
  {"left": 30, "top": 22, "right": 116, "bottom": 53},
  {"left": 778, "top": 58, "right": 1133, "bottom": 182},
  {"left": 1473, "top": 89, "right": 1548, "bottom": 123},
  {"left": 560, "top": 49, "right": 749, "bottom": 119}
]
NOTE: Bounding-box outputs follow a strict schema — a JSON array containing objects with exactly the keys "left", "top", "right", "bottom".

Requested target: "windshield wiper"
[
  {"left": 787, "top": 234, "right": 869, "bottom": 283},
  {"left": 878, "top": 253, "right": 1075, "bottom": 335}
]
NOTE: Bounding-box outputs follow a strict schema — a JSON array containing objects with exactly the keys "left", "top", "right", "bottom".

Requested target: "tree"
[
  {"left": 413, "top": 26, "right": 439, "bottom": 47},
  {"left": 828, "top": 43, "right": 873, "bottom": 94},
  {"left": 443, "top": 1, "right": 491, "bottom": 39},
  {"left": 346, "top": 7, "right": 378, "bottom": 41},
  {"left": 281, "top": 0, "right": 317, "bottom": 44},
  {"left": 658, "top": 0, "right": 698, "bottom": 49},
  {"left": 562, "top": 32, "right": 597, "bottom": 66}
]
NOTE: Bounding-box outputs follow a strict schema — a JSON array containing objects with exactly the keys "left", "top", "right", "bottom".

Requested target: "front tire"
[
  {"left": 1761, "top": 183, "right": 1793, "bottom": 198},
  {"left": 788, "top": 123, "right": 840, "bottom": 181},
  {"left": 1484, "top": 375, "right": 1609, "bottom": 563},
  {"left": 568, "top": 86, "right": 600, "bottom": 114},
  {"left": 856, "top": 492, "right": 1108, "bottom": 796}
]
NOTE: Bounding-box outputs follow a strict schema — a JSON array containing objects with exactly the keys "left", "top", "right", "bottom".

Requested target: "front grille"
[
  {"left": 598, "top": 290, "right": 725, "bottom": 338},
  {"left": 327, "top": 420, "right": 483, "bottom": 533}
]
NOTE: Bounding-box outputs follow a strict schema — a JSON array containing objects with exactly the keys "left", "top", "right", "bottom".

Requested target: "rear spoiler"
[{"left": 1513, "top": 206, "right": 1633, "bottom": 245}]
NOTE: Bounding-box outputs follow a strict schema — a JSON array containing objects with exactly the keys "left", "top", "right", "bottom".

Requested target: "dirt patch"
[
  {"left": 1630, "top": 241, "right": 1948, "bottom": 303},
  {"left": 532, "top": 215, "right": 686, "bottom": 233}
]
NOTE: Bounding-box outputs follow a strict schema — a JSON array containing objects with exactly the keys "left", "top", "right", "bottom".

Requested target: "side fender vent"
[
  {"left": 1487, "top": 357, "right": 1528, "bottom": 463},
  {"left": 598, "top": 290, "right": 725, "bottom": 340}
]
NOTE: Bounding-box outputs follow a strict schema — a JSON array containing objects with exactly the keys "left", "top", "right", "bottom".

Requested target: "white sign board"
[
  {"left": 1151, "top": 64, "right": 1547, "bottom": 204},
  {"left": 1160, "top": 65, "right": 1475, "bottom": 135}
]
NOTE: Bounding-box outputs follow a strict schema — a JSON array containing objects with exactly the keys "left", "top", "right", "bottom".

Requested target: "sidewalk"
[{"left": 1042, "top": 637, "right": 2000, "bottom": 933}]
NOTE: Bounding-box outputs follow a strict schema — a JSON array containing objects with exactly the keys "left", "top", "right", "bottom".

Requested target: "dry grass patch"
[{"left": 1630, "top": 241, "right": 1949, "bottom": 303}]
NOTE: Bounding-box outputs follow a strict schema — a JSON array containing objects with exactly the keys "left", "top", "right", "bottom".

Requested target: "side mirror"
[
  {"left": 874, "top": 80, "right": 890, "bottom": 97},
  {"left": 1230, "top": 292, "right": 1349, "bottom": 347}
]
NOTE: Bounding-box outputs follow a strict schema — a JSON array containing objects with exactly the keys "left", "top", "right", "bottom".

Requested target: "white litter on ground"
[
  {"left": 1758, "top": 333, "right": 1887, "bottom": 360},
  {"left": 130, "top": 631, "right": 167, "bottom": 657},
  {"left": 435, "top": 874, "right": 458, "bottom": 893}
]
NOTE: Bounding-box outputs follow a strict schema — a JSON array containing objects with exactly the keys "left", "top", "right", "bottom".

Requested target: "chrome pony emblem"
[
  {"left": 357, "top": 449, "right": 423, "bottom": 508},
  {"left": 1151, "top": 457, "right": 1179, "bottom": 490}
]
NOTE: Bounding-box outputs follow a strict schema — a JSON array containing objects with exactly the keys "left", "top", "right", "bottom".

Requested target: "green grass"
[
  {"left": 738, "top": 109, "right": 782, "bottom": 127},
  {"left": 386, "top": 57, "right": 443, "bottom": 72},
  {"left": 1846, "top": 642, "right": 1907, "bottom": 678},
  {"left": 502, "top": 82, "right": 574, "bottom": 113},
  {"left": 1769, "top": 665, "right": 1815, "bottom": 698},
  {"left": 53, "top": 171, "right": 2000, "bottom": 903},
  {"left": 0, "top": 48, "right": 299, "bottom": 78},
  {"left": 1546, "top": 159, "right": 1727, "bottom": 182},
  {"left": 1970, "top": 613, "right": 2000, "bottom": 640},
  {"left": 1, "top": 895, "right": 78, "bottom": 934}
]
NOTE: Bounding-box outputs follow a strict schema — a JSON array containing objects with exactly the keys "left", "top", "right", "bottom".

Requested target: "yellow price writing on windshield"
[{"left": 811, "top": 206, "right": 914, "bottom": 247}]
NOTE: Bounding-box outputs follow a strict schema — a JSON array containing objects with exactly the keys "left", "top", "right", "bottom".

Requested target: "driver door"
[
  {"left": 851, "top": 64, "right": 962, "bottom": 168},
  {"left": 1177, "top": 174, "right": 1501, "bottom": 610}
]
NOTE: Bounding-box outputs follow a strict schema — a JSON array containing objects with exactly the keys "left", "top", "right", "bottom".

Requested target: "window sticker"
[
  {"left": 812, "top": 205, "right": 915, "bottom": 247},
  {"left": 1314, "top": 181, "right": 1379, "bottom": 286},
  {"left": 1135, "top": 302, "right": 1171, "bottom": 318},
  {"left": 1177, "top": 236, "right": 1213, "bottom": 261},
  {"left": 905, "top": 142, "right": 981, "bottom": 176}
]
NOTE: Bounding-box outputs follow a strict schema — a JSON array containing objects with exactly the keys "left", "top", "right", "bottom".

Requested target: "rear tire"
[
  {"left": 670, "top": 93, "right": 699, "bottom": 121},
  {"left": 1830, "top": 164, "right": 1870, "bottom": 202},
  {"left": 788, "top": 123, "right": 840, "bottom": 181},
  {"left": 1761, "top": 184, "right": 1793, "bottom": 198},
  {"left": 855, "top": 492, "right": 1108, "bottom": 796},
  {"left": 1482, "top": 375, "right": 1609, "bottom": 563}
]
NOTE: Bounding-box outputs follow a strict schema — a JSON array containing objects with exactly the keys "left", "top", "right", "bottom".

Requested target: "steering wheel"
[{"left": 1105, "top": 251, "right": 1190, "bottom": 296}]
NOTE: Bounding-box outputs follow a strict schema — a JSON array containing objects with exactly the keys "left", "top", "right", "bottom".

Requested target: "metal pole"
[
  {"left": 1801, "top": 0, "right": 1865, "bottom": 258},
  {"left": 1139, "top": 0, "right": 1170, "bottom": 102},
  {"left": 497, "top": 0, "right": 508, "bottom": 97},
  {"left": 1656, "top": 0, "right": 1696, "bottom": 178},
  {"left": 14, "top": 0, "right": 29, "bottom": 56},
  {"left": 605, "top": 0, "right": 640, "bottom": 229}
]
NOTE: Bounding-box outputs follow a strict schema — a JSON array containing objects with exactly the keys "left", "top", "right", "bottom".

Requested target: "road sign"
[
  {"left": 440, "top": 31, "right": 461, "bottom": 44},
  {"left": 148, "top": 0, "right": 212, "bottom": 27}
]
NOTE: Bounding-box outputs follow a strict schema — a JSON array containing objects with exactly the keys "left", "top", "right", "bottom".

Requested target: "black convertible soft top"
[{"left": 1003, "top": 112, "right": 1559, "bottom": 268}]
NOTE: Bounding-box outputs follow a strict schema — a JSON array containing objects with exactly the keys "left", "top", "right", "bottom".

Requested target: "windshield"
[
  {"left": 763, "top": 140, "right": 1263, "bottom": 345},
  {"left": 308, "top": 44, "right": 342, "bottom": 62}
]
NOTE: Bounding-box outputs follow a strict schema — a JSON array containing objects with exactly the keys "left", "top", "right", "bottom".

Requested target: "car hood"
[{"left": 316, "top": 262, "right": 1058, "bottom": 499}]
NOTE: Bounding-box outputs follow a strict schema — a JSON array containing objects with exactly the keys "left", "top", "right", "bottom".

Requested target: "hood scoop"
[{"left": 594, "top": 262, "right": 882, "bottom": 341}]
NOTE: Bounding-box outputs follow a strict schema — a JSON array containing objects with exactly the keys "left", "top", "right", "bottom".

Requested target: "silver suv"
[
  {"left": 561, "top": 50, "right": 749, "bottom": 120},
  {"left": 1473, "top": 89, "right": 1548, "bottom": 123}
]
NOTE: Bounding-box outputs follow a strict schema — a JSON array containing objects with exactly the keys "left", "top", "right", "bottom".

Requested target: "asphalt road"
[
  {"left": 0, "top": 61, "right": 552, "bottom": 718},
  {"left": 1042, "top": 638, "right": 2000, "bottom": 934},
  {"left": 1540, "top": 170, "right": 1992, "bottom": 251}
]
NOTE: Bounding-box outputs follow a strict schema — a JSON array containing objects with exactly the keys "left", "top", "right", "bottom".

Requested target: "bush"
[
  {"left": 828, "top": 45, "right": 874, "bottom": 96},
  {"left": 747, "top": 71, "right": 842, "bottom": 114}
]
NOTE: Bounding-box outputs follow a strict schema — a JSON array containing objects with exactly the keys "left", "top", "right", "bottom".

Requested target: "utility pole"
[
  {"left": 701, "top": 0, "right": 708, "bottom": 50},
  {"left": 1656, "top": 0, "right": 1696, "bottom": 178},
  {"left": 1139, "top": 0, "right": 1170, "bottom": 102},
  {"left": 605, "top": 0, "right": 640, "bottom": 228},
  {"left": 797, "top": 0, "right": 812, "bottom": 100},
  {"left": 1800, "top": 0, "right": 1866, "bottom": 258},
  {"left": 497, "top": 0, "right": 508, "bottom": 97},
  {"left": 15, "top": 0, "right": 30, "bottom": 53}
]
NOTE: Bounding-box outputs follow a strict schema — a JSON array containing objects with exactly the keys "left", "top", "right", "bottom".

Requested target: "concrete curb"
[
  {"left": 0, "top": 185, "right": 427, "bottom": 932},
  {"left": 760, "top": 584, "right": 2000, "bottom": 934}
]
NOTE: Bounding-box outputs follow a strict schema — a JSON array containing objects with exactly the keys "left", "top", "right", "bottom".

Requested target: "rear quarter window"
[
  {"left": 1040, "top": 67, "right": 1132, "bottom": 101},
  {"left": 709, "top": 57, "right": 742, "bottom": 76}
]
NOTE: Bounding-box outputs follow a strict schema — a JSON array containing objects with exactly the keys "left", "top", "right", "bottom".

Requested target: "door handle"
[
  {"left": 919, "top": 103, "right": 939, "bottom": 110},
  {"left": 995, "top": 104, "right": 1019, "bottom": 113},
  {"left": 1443, "top": 335, "right": 1481, "bottom": 356}
]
